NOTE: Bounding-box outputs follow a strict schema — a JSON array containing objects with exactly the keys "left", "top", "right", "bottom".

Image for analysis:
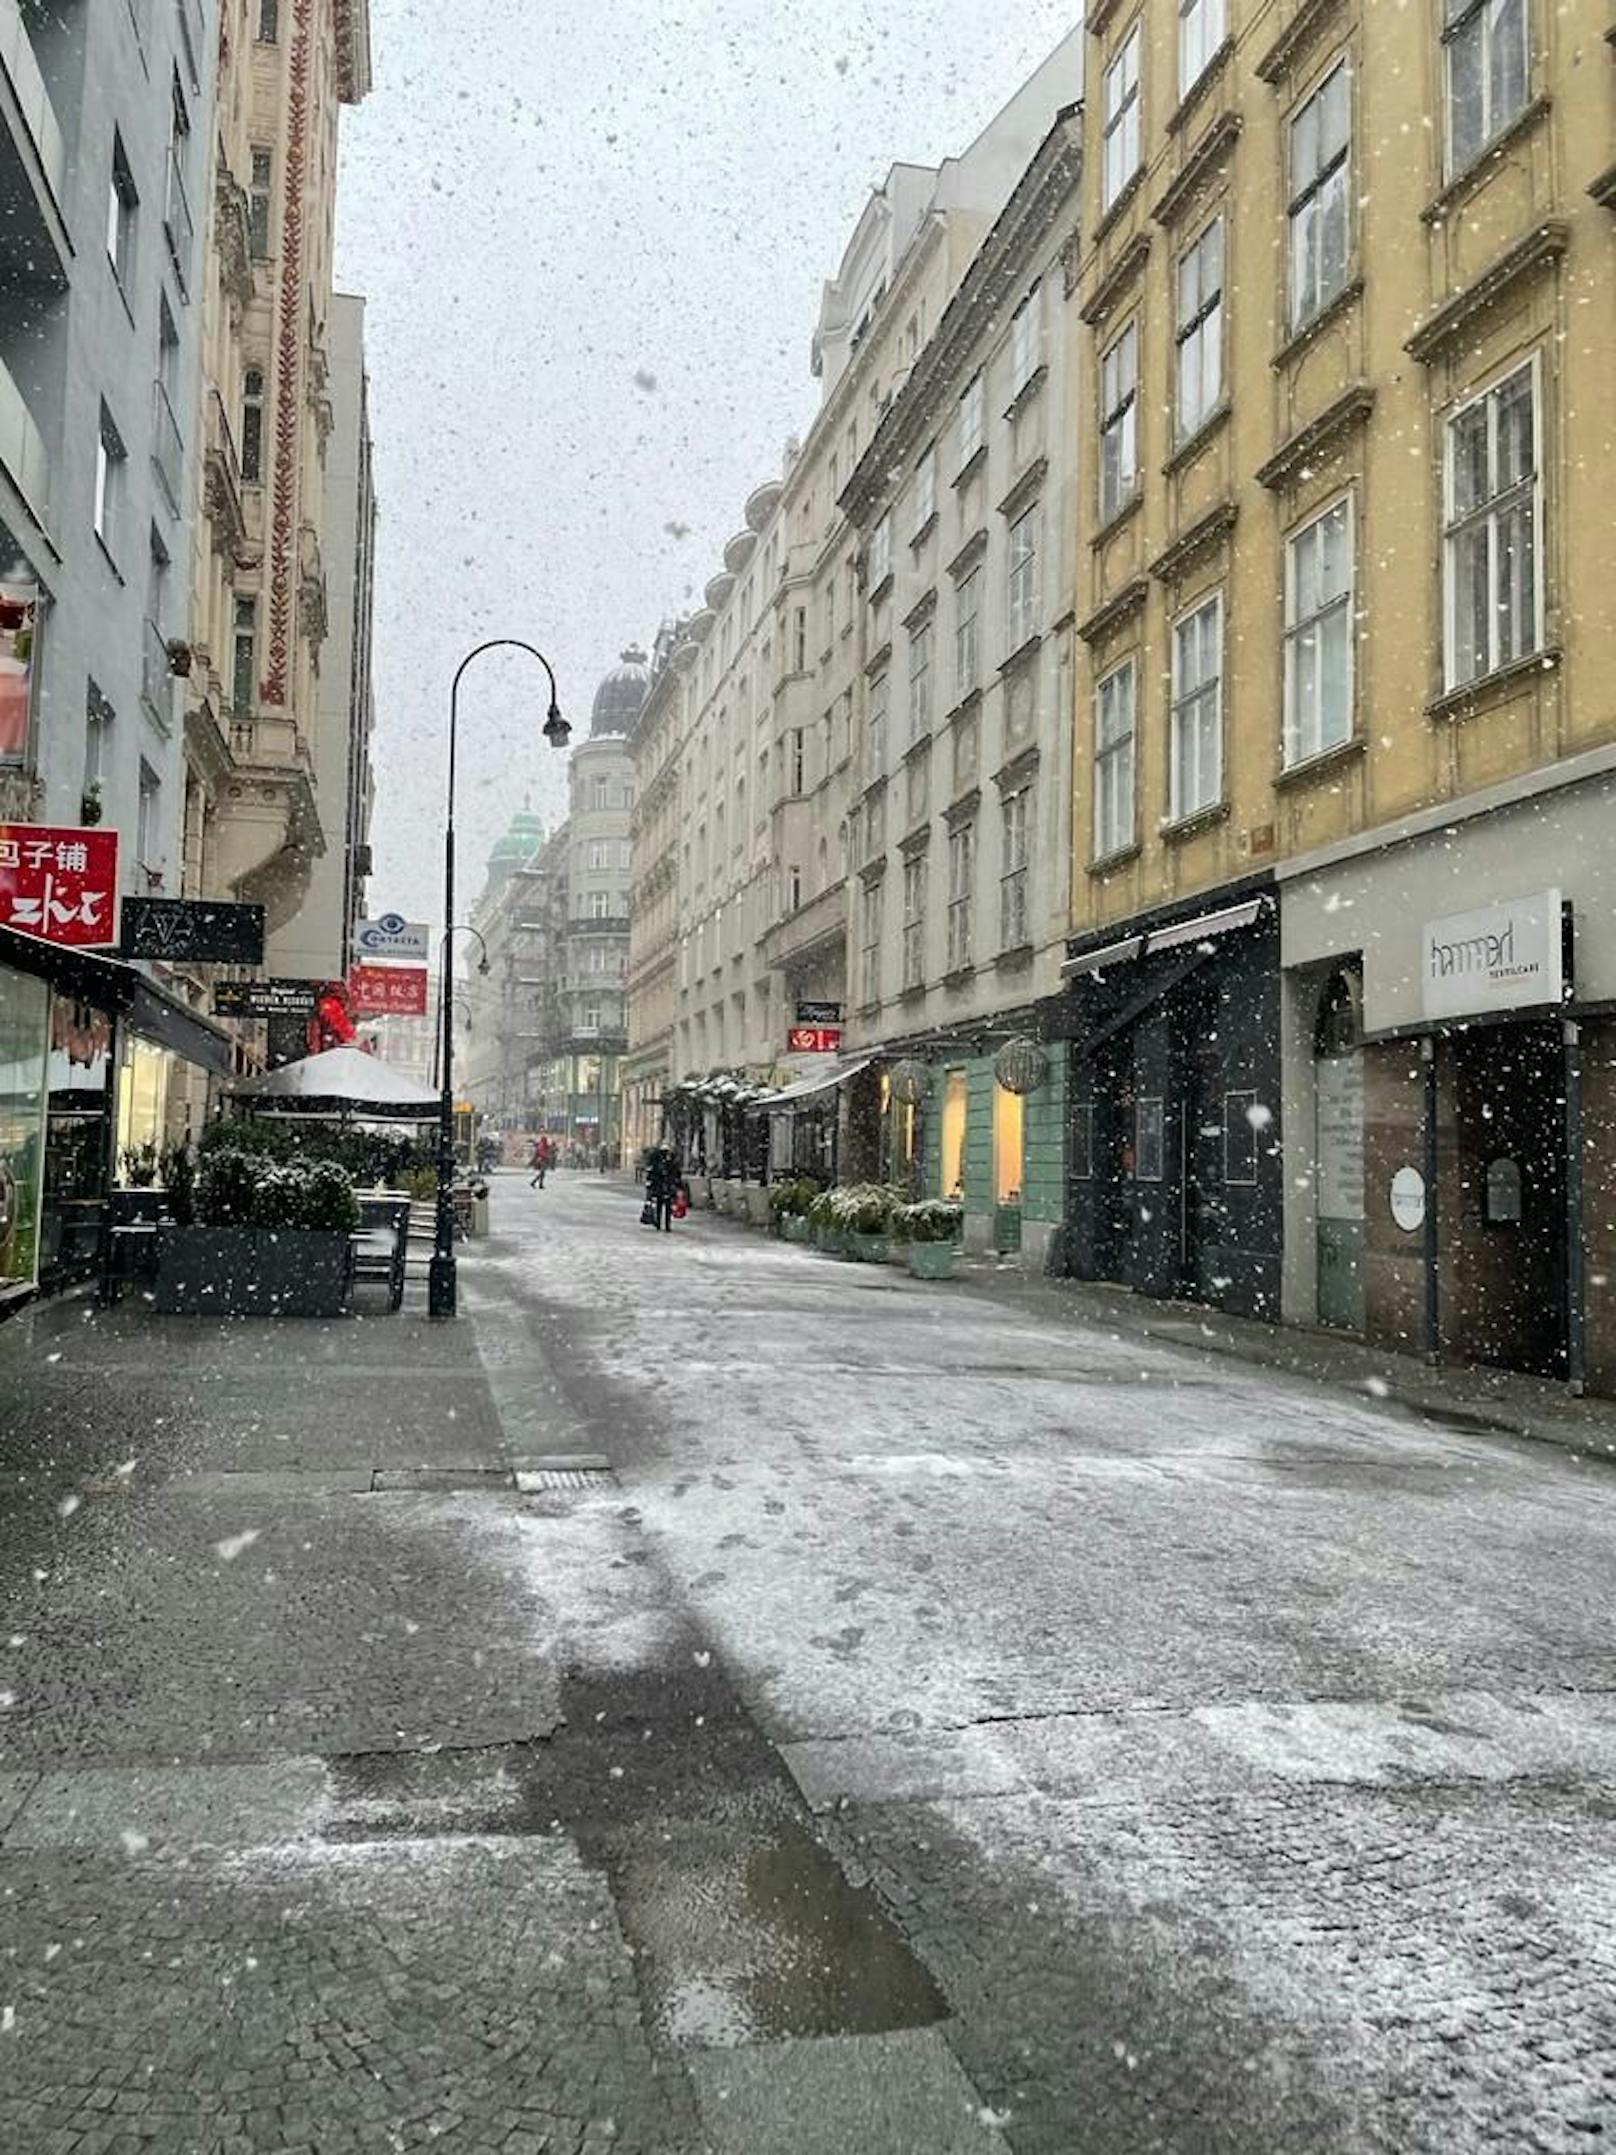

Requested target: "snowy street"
[{"left": 3, "top": 1170, "right": 1615, "bottom": 2152}]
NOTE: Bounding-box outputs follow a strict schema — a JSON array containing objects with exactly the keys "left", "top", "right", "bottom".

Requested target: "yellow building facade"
[{"left": 1064, "top": 0, "right": 1616, "bottom": 1385}]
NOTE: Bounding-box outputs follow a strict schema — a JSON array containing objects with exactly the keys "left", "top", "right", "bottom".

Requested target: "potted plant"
[
  {"left": 896, "top": 1200, "right": 964, "bottom": 1279},
  {"left": 166, "top": 638, "right": 194, "bottom": 678},
  {"left": 840, "top": 1183, "right": 895, "bottom": 1263},
  {"left": 769, "top": 1179, "right": 817, "bottom": 1242},
  {"left": 79, "top": 781, "right": 103, "bottom": 826},
  {"left": 807, "top": 1187, "right": 842, "bottom": 1255},
  {"left": 154, "top": 1147, "right": 360, "bottom": 1316}
]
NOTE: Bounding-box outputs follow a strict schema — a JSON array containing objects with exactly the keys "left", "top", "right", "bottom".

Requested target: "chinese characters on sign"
[
  {"left": 347, "top": 963, "right": 429, "bottom": 1018},
  {"left": 0, "top": 825, "right": 119, "bottom": 947},
  {"left": 787, "top": 1025, "right": 843, "bottom": 1054}
]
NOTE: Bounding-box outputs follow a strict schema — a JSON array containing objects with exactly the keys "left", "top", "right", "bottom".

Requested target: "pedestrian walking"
[
  {"left": 643, "top": 1145, "right": 680, "bottom": 1233},
  {"left": 529, "top": 1137, "right": 551, "bottom": 1189}
]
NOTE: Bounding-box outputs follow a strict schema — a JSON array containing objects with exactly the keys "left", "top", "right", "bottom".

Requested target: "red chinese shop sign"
[
  {"left": 0, "top": 824, "right": 120, "bottom": 947},
  {"left": 347, "top": 963, "right": 429, "bottom": 1018},
  {"left": 787, "top": 1025, "right": 843, "bottom": 1055}
]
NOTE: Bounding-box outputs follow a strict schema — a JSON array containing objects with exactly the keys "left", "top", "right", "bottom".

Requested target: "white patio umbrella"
[{"left": 225, "top": 1045, "right": 441, "bottom": 1120}]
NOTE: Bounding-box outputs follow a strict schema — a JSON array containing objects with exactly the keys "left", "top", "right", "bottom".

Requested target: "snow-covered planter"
[
  {"left": 745, "top": 1184, "right": 772, "bottom": 1226},
  {"left": 893, "top": 1201, "right": 963, "bottom": 1279},
  {"left": 907, "top": 1238, "right": 958, "bottom": 1280},
  {"left": 154, "top": 1226, "right": 352, "bottom": 1316}
]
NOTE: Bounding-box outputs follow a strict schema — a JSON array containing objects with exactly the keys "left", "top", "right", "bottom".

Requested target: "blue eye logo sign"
[{"left": 355, "top": 914, "right": 429, "bottom": 962}]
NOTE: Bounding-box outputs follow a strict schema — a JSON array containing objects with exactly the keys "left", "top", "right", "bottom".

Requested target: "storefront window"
[
  {"left": 0, "top": 963, "right": 49, "bottom": 1289},
  {"left": 941, "top": 1069, "right": 967, "bottom": 1199},
  {"left": 117, "top": 1038, "right": 171, "bottom": 1181}
]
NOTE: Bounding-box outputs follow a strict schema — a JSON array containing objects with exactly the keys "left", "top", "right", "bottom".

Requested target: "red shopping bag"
[{"left": 672, "top": 1191, "right": 689, "bottom": 1220}]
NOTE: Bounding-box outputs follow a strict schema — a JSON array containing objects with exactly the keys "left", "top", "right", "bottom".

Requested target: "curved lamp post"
[
  {"left": 430, "top": 927, "right": 487, "bottom": 1090},
  {"left": 430, "top": 640, "right": 568, "bottom": 1318}
]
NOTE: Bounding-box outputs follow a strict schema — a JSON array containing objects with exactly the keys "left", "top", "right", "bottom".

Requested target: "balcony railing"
[
  {"left": 0, "top": 349, "right": 48, "bottom": 523},
  {"left": 141, "top": 618, "right": 172, "bottom": 731},
  {"left": 164, "top": 149, "right": 195, "bottom": 294},
  {"left": 151, "top": 380, "right": 182, "bottom": 513},
  {"left": 0, "top": 0, "right": 66, "bottom": 202}
]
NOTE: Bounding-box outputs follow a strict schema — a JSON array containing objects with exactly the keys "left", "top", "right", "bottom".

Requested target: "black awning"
[
  {"left": 126, "top": 979, "right": 235, "bottom": 1075},
  {"left": 0, "top": 922, "right": 235, "bottom": 1074}
]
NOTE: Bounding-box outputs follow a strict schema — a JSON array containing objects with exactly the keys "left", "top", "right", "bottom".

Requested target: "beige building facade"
[{"left": 1063, "top": 0, "right": 1616, "bottom": 1384}]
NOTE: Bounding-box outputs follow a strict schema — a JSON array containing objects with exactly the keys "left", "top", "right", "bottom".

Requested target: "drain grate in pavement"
[
  {"left": 515, "top": 1455, "right": 615, "bottom": 1493},
  {"left": 369, "top": 1466, "right": 515, "bottom": 1493}
]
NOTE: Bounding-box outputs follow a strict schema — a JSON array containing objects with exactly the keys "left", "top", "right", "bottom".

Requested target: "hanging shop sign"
[
  {"left": 1421, "top": 889, "right": 1563, "bottom": 1023},
  {"left": 796, "top": 1000, "right": 842, "bottom": 1026},
  {"left": 1390, "top": 1166, "right": 1426, "bottom": 1233},
  {"left": 354, "top": 913, "right": 431, "bottom": 963},
  {"left": 0, "top": 824, "right": 119, "bottom": 947},
  {"left": 787, "top": 1025, "right": 842, "bottom": 1055},
  {"left": 120, "top": 896, "right": 266, "bottom": 966},
  {"left": 212, "top": 977, "right": 320, "bottom": 1021},
  {"left": 0, "top": 577, "right": 38, "bottom": 763},
  {"left": 348, "top": 963, "right": 429, "bottom": 1017}
]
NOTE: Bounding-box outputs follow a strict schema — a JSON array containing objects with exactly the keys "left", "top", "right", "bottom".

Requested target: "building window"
[
  {"left": 1175, "top": 216, "right": 1224, "bottom": 441},
  {"left": 1000, "top": 788, "right": 1030, "bottom": 950},
  {"left": 1099, "top": 322, "right": 1138, "bottom": 524},
  {"left": 867, "top": 672, "right": 889, "bottom": 783},
  {"left": 860, "top": 878, "right": 884, "bottom": 1006},
  {"left": 231, "top": 596, "right": 256, "bottom": 713},
  {"left": 947, "top": 823, "right": 974, "bottom": 972},
  {"left": 94, "top": 406, "right": 127, "bottom": 564},
  {"left": 588, "top": 890, "right": 611, "bottom": 919},
  {"left": 257, "top": 0, "right": 280, "bottom": 38},
  {"left": 958, "top": 372, "right": 985, "bottom": 469},
  {"left": 1288, "top": 62, "right": 1351, "bottom": 331},
  {"left": 1171, "top": 590, "right": 1224, "bottom": 821},
  {"left": 587, "top": 840, "right": 609, "bottom": 870},
  {"left": 955, "top": 569, "right": 980, "bottom": 697},
  {"left": 1094, "top": 659, "right": 1135, "bottom": 859},
  {"left": 902, "top": 854, "right": 926, "bottom": 990},
  {"left": 869, "top": 511, "right": 893, "bottom": 590},
  {"left": 1444, "top": 358, "right": 1540, "bottom": 690},
  {"left": 908, "top": 622, "right": 932, "bottom": 741},
  {"left": 1284, "top": 494, "right": 1354, "bottom": 764},
  {"left": 1009, "top": 283, "right": 1043, "bottom": 396},
  {"left": 913, "top": 443, "right": 937, "bottom": 533},
  {"left": 592, "top": 777, "right": 610, "bottom": 810},
  {"left": 793, "top": 606, "right": 807, "bottom": 672},
  {"left": 1445, "top": 0, "right": 1528, "bottom": 174},
  {"left": 107, "top": 133, "right": 138, "bottom": 287},
  {"left": 240, "top": 367, "right": 264, "bottom": 482},
  {"left": 1007, "top": 506, "right": 1040, "bottom": 651},
  {"left": 248, "top": 147, "right": 273, "bottom": 256},
  {"left": 136, "top": 761, "right": 162, "bottom": 885},
  {"left": 84, "top": 680, "right": 113, "bottom": 791},
  {"left": 789, "top": 725, "right": 805, "bottom": 794},
  {"left": 1101, "top": 23, "right": 1142, "bottom": 213},
  {"left": 1180, "top": 0, "right": 1226, "bottom": 96}
]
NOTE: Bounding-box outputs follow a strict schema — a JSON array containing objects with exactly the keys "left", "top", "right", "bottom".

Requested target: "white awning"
[
  {"left": 1062, "top": 933, "right": 1143, "bottom": 978},
  {"left": 1146, "top": 898, "right": 1264, "bottom": 954},
  {"left": 760, "top": 1053, "right": 877, "bottom": 1110}
]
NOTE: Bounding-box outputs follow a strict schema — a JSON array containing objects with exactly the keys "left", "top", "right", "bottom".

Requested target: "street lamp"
[
  {"left": 430, "top": 640, "right": 568, "bottom": 1319},
  {"left": 431, "top": 924, "right": 489, "bottom": 1091}
]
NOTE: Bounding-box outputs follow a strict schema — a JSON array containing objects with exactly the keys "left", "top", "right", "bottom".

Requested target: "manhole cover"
[{"left": 369, "top": 1467, "right": 515, "bottom": 1493}]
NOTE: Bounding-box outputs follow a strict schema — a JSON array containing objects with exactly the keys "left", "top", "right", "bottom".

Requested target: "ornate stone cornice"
[
  {"left": 1255, "top": 0, "right": 1346, "bottom": 85},
  {"left": 1404, "top": 219, "right": 1571, "bottom": 363},
  {"left": 264, "top": 0, "right": 313, "bottom": 706},
  {"left": 1077, "top": 576, "right": 1148, "bottom": 647},
  {"left": 1255, "top": 385, "right": 1375, "bottom": 491},
  {"left": 1079, "top": 230, "right": 1151, "bottom": 328},
  {"left": 1152, "top": 114, "right": 1242, "bottom": 230},
  {"left": 1150, "top": 500, "right": 1237, "bottom": 585}
]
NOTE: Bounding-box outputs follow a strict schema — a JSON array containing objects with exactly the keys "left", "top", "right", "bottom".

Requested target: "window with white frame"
[
  {"left": 1101, "top": 24, "right": 1142, "bottom": 213},
  {"left": 1170, "top": 591, "right": 1224, "bottom": 820},
  {"left": 1010, "top": 283, "right": 1043, "bottom": 397},
  {"left": 107, "top": 133, "right": 138, "bottom": 287},
  {"left": 1288, "top": 62, "right": 1351, "bottom": 330},
  {"left": 869, "top": 511, "right": 893, "bottom": 590},
  {"left": 1179, "top": 0, "right": 1225, "bottom": 97},
  {"left": 860, "top": 877, "right": 884, "bottom": 1006},
  {"left": 1007, "top": 506, "right": 1041, "bottom": 651},
  {"left": 908, "top": 621, "right": 933, "bottom": 741},
  {"left": 913, "top": 443, "right": 937, "bottom": 533},
  {"left": 947, "top": 823, "right": 975, "bottom": 971},
  {"left": 1175, "top": 217, "right": 1224, "bottom": 440},
  {"left": 94, "top": 405, "right": 127, "bottom": 563},
  {"left": 902, "top": 854, "right": 927, "bottom": 989},
  {"left": 1094, "top": 659, "right": 1136, "bottom": 859},
  {"left": 1284, "top": 494, "right": 1355, "bottom": 764},
  {"left": 1445, "top": 0, "right": 1528, "bottom": 174},
  {"left": 867, "top": 671, "right": 889, "bottom": 782},
  {"left": 958, "top": 372, "right": 985, "bottom": 469},
  {"left": 1099, "top": 322, "right": 1138, "bottom": 524},
  {"left": 1000, "top": 788, "right": 1031, "bottom": 949},
  {"left": 955, "top": 568, "right": 980, "bottom": 696},
  {"left": 1444, "top": 359, "right": 1540, "bottom": 690}
]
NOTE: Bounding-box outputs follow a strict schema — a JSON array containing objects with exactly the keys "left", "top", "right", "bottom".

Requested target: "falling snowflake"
[{"left": 214, "top": 1529, "right": 261, "bottom": 1564}]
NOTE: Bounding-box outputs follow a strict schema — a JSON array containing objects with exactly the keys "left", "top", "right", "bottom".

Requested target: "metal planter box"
[{"left": 154, "top": 1227, "right": 352, "bottom": 1318}]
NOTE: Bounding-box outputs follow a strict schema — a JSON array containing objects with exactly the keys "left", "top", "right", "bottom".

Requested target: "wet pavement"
[{"left": 0, "top": 1173, "right": 1614, "bottom": 2150}]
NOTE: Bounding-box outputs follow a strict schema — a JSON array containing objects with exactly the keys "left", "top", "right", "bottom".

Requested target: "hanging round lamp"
[
  {"left": 993, "top": 1035, "right": 1049, "bottom": 1096},
  {"left": 889, "top": 1058, "right": 930, "bottom": 1107}
]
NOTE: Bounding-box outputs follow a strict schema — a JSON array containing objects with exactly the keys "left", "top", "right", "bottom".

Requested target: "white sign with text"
[
  {"left": 1421, "top": 889, "right": 1562, "bottom": 1022},
  {"left": 354, "top": 913, "right": 431, "bottom": 963}
]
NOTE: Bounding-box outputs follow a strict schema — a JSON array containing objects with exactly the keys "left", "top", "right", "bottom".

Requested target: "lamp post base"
[{"left": 427, "top": 1252, "right": 458, "bottom": 1319}]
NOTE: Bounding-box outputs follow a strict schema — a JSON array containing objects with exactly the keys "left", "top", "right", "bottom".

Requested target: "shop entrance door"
[
  {"left": 1315, "top": 970, "right": 1366, "bottom": 1334},
  {"left": 1089, "top": 1041, "right": 1134, "bottom": 1284},
  {"left": 1453, "top": 1023, "right": 1567, "bottom": 1378},
  {"left": 1177, "top": 979, "right": 1227, "bottom": 1304}
]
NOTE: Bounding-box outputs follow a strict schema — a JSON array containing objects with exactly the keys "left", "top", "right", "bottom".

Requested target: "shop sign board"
[
  {"left": 0, "top": 824, "right": 119, "bottom": 947},
  {"left": 787, "top": 1025, "right": 842, "bottom": 1054},
  {"left": 354, "top": 913, "right": 430, "bottom": 963},
  {"left": 1422, "top": 889, "right": 1562, "bottom": 1022},
  {"left": 348, "top": 963, "right": 429, "bottom": 1017},
  {"left": 212, "top": 978, "right": 320, "bottom": 1020},
  {"left": 120, "top": 897, "right": 265, "bottom": 965},
  {"left": 796, "top": 1000, "right": 842, "bottom": 1025},
  {"left": 1390, "top": 1167, "right": 1426, "bottom": 1233}
]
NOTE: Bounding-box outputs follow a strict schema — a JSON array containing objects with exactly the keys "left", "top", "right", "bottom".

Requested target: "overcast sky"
[{"left": 333, "top": 0, "right": 1075, "bottom": 931}]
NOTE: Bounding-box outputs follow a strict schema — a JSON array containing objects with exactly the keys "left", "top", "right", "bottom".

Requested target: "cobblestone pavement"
[{"left": 3, "top": 1175, "right": 1616, "bottom": 2151}]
